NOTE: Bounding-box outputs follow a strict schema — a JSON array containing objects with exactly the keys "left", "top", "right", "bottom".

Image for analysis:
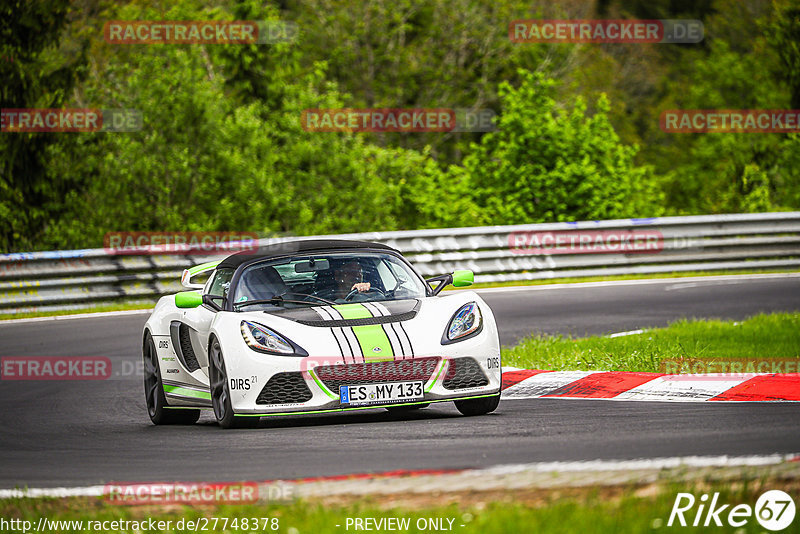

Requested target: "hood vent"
[{"left": 264, "top": 299, "right": 420, "bottom": 327}]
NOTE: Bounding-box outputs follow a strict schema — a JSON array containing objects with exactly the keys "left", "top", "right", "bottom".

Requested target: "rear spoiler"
[{"left": 180, "top": 260, "right": 221, "bottom": 289}]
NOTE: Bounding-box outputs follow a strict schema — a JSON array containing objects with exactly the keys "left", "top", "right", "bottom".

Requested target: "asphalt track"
[{"left": 0, "top": 275, "right": 798, "bottom": 488}]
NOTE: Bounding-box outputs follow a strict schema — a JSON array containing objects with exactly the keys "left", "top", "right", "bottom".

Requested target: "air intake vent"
[
  {"left": 442, "top": 358, "right": 489, "bottom": 390},
  {"left": 170, "top": 321, "right": 201, "bottom": 373},
  {"left": 256, "top": 372, "right": 313, "bottom": 405}
]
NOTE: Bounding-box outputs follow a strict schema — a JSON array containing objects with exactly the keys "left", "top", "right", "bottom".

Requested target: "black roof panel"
[{"left": 217, "top": 239, "right": 399, "bottom": 270}]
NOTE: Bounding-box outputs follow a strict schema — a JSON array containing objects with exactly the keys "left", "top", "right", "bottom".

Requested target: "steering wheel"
[{"left": 344, "top": 287, "right": 386, "bottom": 302}]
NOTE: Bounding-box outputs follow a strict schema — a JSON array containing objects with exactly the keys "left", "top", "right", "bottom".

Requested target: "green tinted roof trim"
[{"left": 188, "top": 260, "right": 221, "bottom": 276}]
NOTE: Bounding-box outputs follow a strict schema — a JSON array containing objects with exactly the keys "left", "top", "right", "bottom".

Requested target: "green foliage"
[
  {"left": 765, "top": 0, "right": 800, "bottom": 109},
  {"left": 460, "top": 71, "right": 662, "bottom": 224},
  {"left": 4, "top": 0, "right": 800, "bottom": 252},
  {"left": 658, "top": 20, "right": 800, "bottom": 214},
  {"left": 39, "top": 0, "right": 462, "bottom": 249},
  {"left": 0, "top": 0, "right": 87, "bottom": 251},
  {"left": 285, "top": 0, "right": 557, "bottom": 163}
]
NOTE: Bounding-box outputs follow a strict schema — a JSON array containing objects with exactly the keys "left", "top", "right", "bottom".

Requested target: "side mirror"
[
  {"left": 202, "top": 294, "right": 223, "bottom": 311},
  {"left": 426, "top": 269, "right": 474, "bottom": 296},
  {"left": 452, "top": 269, "right": 474, "bottom": 287},
  {"left": 175, "top": 291, "right": 203, "bottom": 308}
]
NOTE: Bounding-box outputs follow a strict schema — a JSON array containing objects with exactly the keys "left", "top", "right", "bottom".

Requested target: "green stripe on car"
[
  {"left": 187, "top": 260, "right": 221, "bottom": 276},
  {"left": 163, "top": 384, "right": 212, "bottom": 400},
  {"left": 333, "top": 304, "right": 394, "bottom": 362},
  {"left": 352, "top": 325, "right": 393, "bottom": 362},
  {"left": 332, "top": 303, "right": 373, "bottom": 320}
]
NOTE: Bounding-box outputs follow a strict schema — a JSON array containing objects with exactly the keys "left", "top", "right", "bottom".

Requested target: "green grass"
[
  {"left": 502, "top": 312, "right": 800, "bottom": 373},
  {"left": 0, "top": 479, "right": 792, "bottom": 533}
]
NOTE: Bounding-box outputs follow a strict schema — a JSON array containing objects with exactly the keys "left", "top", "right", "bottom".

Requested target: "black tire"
[
  {"left": 385, "top": 403, "right": 430, "bottom": 414},
  {"left": 454, "top": 393, "right": 500, "bottom": 416},
  {"left": 209, "top": 338, "right": 259, "bottom": 429},
  {"left": 143, "top": 333, "right": 200, "bottom": 425}
]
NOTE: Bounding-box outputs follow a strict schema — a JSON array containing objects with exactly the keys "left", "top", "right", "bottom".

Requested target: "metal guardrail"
[{"left": 1, "top": 212, "right": 799, "bottom": 315}]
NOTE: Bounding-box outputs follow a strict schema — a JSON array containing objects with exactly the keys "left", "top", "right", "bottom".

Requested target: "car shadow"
[{"left": 196, "top": 404, "right": 468, "bottom": 430}]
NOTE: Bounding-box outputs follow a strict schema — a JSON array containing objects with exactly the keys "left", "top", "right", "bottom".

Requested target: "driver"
[{"left": 333, "top": 260, "right": 371, "bottom": 299}]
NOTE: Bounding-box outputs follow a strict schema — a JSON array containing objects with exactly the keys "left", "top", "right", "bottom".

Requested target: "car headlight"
[
  {"left": 443, "top": 302, "right": 482, "bottom": 343},
  {"left": 240, "top": 321, "right": 295, "bottom": 355}
]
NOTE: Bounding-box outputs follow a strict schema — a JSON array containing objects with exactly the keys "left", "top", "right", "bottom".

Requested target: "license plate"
[{"left": 339, "top": 381, "right": 424, "bottom": 406}]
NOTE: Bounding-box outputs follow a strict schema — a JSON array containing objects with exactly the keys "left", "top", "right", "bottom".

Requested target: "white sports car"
[{"left": 142, "top": 240, "right": 501, "bottom": 428}]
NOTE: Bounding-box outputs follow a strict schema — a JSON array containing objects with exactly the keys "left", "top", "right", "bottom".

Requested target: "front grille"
[
  {"left": 255, "top": 372, "right": 313, "bottom": 405},
  {"left": 316, "top": 357, "right": 440, "bottom": 392},
  {"left": 442, "top": 358, "right": 489, "bottom": 390}
]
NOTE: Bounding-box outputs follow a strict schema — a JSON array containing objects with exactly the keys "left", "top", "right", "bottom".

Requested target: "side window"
[
  {"left": 207, "top": 268, "right": 234, "bottom": 298},
  {"left": 376, "top": 260, "right": 398, "bottom": 291}
]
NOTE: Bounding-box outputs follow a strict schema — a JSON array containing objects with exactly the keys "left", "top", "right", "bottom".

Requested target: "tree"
[
  {"left": 459, "top": 70, "right": 662, "bottom": 224},
  {"left": 0, "top": 0, "right": 87, "bottom": 251}
]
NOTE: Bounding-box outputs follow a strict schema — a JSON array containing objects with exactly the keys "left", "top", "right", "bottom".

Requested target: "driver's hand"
[{"left": 351, "top": 282, "right": 370, "bottom": 293}]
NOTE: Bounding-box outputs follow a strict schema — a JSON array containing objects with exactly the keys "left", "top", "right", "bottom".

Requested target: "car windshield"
[{"left": 232, "top": 251, "right": 427, "bottom": 311}]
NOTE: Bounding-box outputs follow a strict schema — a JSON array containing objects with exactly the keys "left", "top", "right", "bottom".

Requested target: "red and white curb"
[
  {"left": 2, "top": 454, "right": 798, "bottom": 500},
  {"left": 501, "top": 368, "right": 800, "bottom": 402}
]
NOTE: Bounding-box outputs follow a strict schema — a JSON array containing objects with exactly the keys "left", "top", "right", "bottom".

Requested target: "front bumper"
[{"left": 228, "top": 354, "right": 501, "bottom": 415}]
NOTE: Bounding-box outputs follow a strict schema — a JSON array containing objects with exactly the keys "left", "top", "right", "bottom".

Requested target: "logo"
[
  {"left": 229, "top": 378, "right": 250, "bottom": 391},
  {"left": 372, "top": 346, "right": 382, "bottom": 353},
  {"left": 667, "top": 490, "right": 796, "bottom": 530}
]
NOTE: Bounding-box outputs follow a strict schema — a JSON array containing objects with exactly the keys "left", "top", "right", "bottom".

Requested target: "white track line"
[
  {"left": 3, "top": 454, "right": 797, "bottom": 499},
  {"left": 607, "top": 329, "right": 645, "bottom": 338},
  {"left": 478, "top": 454, "right": 800, "bottom": 474},
  {"left": 0, "top": 309, "right": 152, "bottom": 325},
  {"left": 474, "top": 272, "right": 800, "bottom": 294}
]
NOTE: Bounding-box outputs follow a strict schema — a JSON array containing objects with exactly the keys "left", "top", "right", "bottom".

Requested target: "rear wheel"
[
  {"left": 454, "top": 393, "right": 500, "bottom": 416},
  {"left": 143, "top": 333, "right": 200, "bottom": 425},
  {"left": 209, "top": 338, "right": 259, "bottom": 429}
]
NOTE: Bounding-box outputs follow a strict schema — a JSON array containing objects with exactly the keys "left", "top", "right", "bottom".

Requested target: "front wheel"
[
  {"left": 454, "top": 393, "right": 500, "bottom": 416},
  {"left": 209, "top": 338, "right": 259, "bottom": 429},
  {"left": 143, "top": 333, "right": 200, "bottom": 425}
]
